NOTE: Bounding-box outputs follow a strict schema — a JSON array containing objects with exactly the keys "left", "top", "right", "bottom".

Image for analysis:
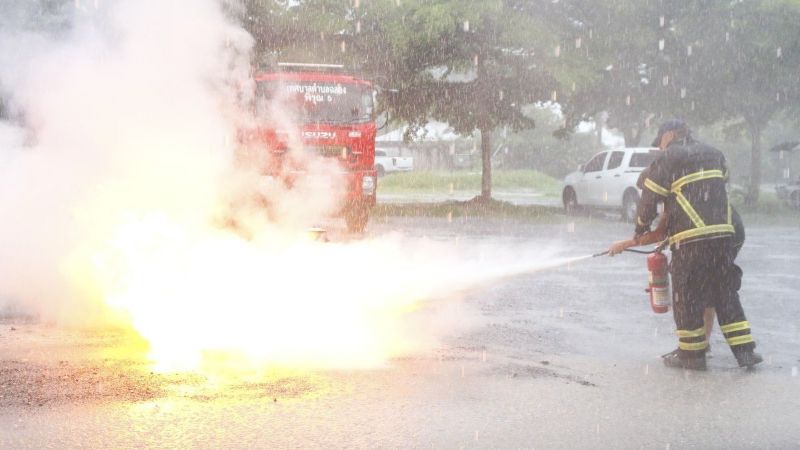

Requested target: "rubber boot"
[
  {"left": 662, "top": 351, "right": 707, "bottom": 371},
  {"left": 735, "top": 351, "right": 763, "bottom": 369}
]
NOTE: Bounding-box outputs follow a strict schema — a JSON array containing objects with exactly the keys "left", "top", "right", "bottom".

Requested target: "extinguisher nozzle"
[{"left": 592, "top": 251, "right": 609, "bottom": 257}]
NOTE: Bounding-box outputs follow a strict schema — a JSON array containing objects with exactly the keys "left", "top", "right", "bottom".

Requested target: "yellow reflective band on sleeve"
[
  {"left": 644, "top": 178, "right": 670, "bottom": 196},
  {"left": 637, "top": 216, "right": 647, "bottom": 227},
  {"left": 671, "top": 169, "right": 725, "bottom": 192},
  {"left": 679, "top": 341, "right": 709, "bottom": 351},
  {"left": 676, "top": 327, "right": 706, "bottom": 338},
  {"left": 669, "top": 224, "right": 735, "bottom": 246},
  {"left": 720, "top": 321, "right": 750, "bottom": 334},
  {"left": 726, "top": 335, "right": 754, "bottom": 346},
  {"left": 675, "top": 192, "right": 707, "bottom": 228}
]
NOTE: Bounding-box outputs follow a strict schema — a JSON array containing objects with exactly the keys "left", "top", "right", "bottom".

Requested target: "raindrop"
[
  {"left": 475, "top": 431, "right": 480, "bottom": 441},
  {"left": 659, "top": 16, "right": 665, "bottom": 27},
  {"left": 499, "top": 90, "right": 504, "bottom": 101},
  {"left": 658, "top": 39, "right": 665, "bottom": 51},
  {"left": 320, "top": 32, "right": 325, "bottom": 41},
  {"left": 340, "top": 41, "right": 347, "bottom": 53},
  {"left": 779, "top": 151, "right": 785, "bottom": 161},
  {"left": 777, "top": 47, "right": 782, "bottom": 58},
  {"left": 461, "top": 366, "right": 465, "bottom": 377},
  {"left": 356, "top": 20, "right": 361, "bottom": 33},
  {"left": 662, "top": 75, "right": 669, "bottom": 86},
  {"left": 691, "top": 100, "right": 696, "bottom": 111},
  {"left": 75, "top": 0, "right": 80, "bottom": 8},
  {"left": 792, "top": 365, "right": 798, "bottom": 377},
  {"left": 725, "top": 31, "right": 730, "bottom": 42},
  {"left": 603, "top": 191, "right": 608, "bottom": 203},
  {"left": 449, "top": 143, "right": 455, "bottom": 155},
  {"left": 473, "top": 54, "right": 479, "bottom": 66},
  {"left": 353, "top": 0, "right": 360, "bottom": 7},
  {"left": 449, "top": 182, "right": 454, "bottom": 193},
  {"left": 680, "top": 88, "right": 686, "bottom": 99},
  {"left": 589, "top": 29, "right": 593, "bottom": 39},
  {"left": 644, "top": 364, "right": 649, "bottom": 375},
  {"left": 481, "top": 350, "right": 486, "bottom": 362},
  {"left": 463, "top": 20, "right": 470, "bottom": 32},
  {"left": 554, "top": 45, "right": 561, "bottom": 57},
  {"left": 551, "top": 90, "right": 558, "bottom": 102},
  {"left": 571, "top": 82, "right": 576, "bottom": 92},
  {"left": 567, "top": 222, "right": 575, "bottom": 233},
  {"left": 575, "top": 37, "right": 582, "bottom": 49},
  {"left": 777, "top": 92, "right": 781, "bottom": 102},
  {"left": 559, "top": 307, "right": 564, "bottom": 318},
  {"left": 687, "top": 45, "right": 692, "bottom": 56},
  {"left": 395, "top": 0, "right": 401, "bottom": 5},
  {"left": 625, "top": 95, "right": 631, "bottom": 106}
]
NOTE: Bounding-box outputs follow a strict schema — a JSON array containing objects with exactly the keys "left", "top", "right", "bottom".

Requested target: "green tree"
[{"left": 666, "top": 0, "right": 800, "bottom": 204}]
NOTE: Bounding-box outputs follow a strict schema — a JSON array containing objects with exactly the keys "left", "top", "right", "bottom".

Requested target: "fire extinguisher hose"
[{"left": 591, "top": 239, "right": 669, "bottom": 258}]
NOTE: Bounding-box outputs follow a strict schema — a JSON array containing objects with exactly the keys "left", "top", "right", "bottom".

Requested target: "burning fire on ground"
[{"left": 0, "top": 0, "right": 477, "bottom": 371}]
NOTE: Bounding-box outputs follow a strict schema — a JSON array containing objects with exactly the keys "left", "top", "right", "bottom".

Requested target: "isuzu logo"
[{"left": 303, "top": 131, "right": 337, "bottom": 140}]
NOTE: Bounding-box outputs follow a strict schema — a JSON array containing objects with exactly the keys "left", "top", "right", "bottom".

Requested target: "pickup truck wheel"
[
  {"left": 563, "top": 187, "right": 579, "bottom": 215},
  {"left": 345, "top": 205, "right": 370, "bottom": 233},
  {"left": 622, "top": 190, "right": 639, "bottom": 222},
  {"left": 375, "top": 165, "right": 385, "bottom": 177}
]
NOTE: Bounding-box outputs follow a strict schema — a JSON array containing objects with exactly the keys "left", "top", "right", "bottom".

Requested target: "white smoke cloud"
[{"left": 0, "top": 0, "right": 566, "bottom": 369}]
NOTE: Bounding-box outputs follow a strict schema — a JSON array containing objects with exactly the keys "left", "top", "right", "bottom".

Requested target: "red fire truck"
[{"left": 248, "top": 63, "right": 378, "bottom": 233}]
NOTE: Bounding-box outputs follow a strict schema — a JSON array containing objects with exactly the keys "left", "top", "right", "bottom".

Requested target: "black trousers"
[{"left": 670, "top": 238, "right": 756, "bottom": 359}]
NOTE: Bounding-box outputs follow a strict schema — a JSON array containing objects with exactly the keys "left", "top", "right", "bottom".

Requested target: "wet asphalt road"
[{"left": 1, "top": 212, "right": 799, "bottom": 449}]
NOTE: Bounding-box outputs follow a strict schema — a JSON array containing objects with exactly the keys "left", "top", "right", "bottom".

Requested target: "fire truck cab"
[{"left": 249, "top": 63, "right": 378, "bottom": 232}]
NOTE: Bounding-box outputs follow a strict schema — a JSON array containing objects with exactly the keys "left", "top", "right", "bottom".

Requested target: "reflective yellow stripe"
[
  {"left": 637, "top": 216, "right": 647, "bottom": 227},
  {"left": 727, "top": 202, "right": 732, "bottom": 225},
  {"left": 676, "top": 327, "right": 705, "bottom": 338},
  {"left": 675, "top": 192, "right": 706, "bottom": 228},
  {"left": 669, "top": 224, "right": 735, "bottom": 245},
  {"left": 671, "top": 169, "right": 725, "bottom": 191},
  {"left": 720, "top": 321, "right": 750, "bottom": 334},
  {"left": 726, "top": 335, "right": 754, "bottom": 346},
  {"left": 679, "top": 341, "right": 709, "bottom": 351},
  {"left": 645, "top": 178, "right": 670, "bottom": 196}
]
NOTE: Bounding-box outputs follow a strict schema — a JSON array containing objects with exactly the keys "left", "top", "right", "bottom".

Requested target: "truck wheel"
[
  {"left": 345, "top": 205, "right": 370, "bottom": 233},
  {"left": 563, "top": 187, "right": 579, "bottom": 215},
  {"left": 375, "top": 165, "right": 385, "bottom": 177},
  {"left": 622, "top": 189, "right": 639, "bottom": 222}
]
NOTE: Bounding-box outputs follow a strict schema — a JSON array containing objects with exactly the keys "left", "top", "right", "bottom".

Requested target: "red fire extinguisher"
[{"left": 646, "top": 250, "right": 670, "bottom": 314}]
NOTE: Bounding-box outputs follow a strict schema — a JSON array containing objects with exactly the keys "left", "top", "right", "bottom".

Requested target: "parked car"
[
  {"left": 562, "top": 147, "right": 659, "bottom": 221},
  {"left": 374, "top": 149, "right": 413, "bottom": 176}
]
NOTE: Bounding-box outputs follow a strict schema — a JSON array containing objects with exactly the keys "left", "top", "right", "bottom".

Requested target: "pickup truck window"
[
  {"left": 607, "top": 151, "right": 625, "bottom": 170},
  {"left": 629, "top": 151, "right": 658, "bottom": 168},
  {"left": 583, "top": 152, "right": 607, "bottom": 173}
]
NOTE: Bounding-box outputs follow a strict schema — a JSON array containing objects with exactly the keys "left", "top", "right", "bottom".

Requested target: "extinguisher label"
[{"left": 651, "top": 287, "right": 670, "bottom": 307}]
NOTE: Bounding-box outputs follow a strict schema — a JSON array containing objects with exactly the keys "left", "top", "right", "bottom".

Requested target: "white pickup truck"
[
  {"left": 374, "top": 149, "right": 413, "bottom": 176},
  {"left": 562, "top": 147, "right": 659, "bottom": 221}
]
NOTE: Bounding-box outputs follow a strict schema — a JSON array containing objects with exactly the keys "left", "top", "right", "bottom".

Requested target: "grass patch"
[
  {"left": 378, "top": 170, "right": 561, "bottom": 196},
  {"left": 732, "top": 191, "right": 800, "bottom": 224},
  {"left": 373, "top": 196, "right": 563, "bottom": 221}
]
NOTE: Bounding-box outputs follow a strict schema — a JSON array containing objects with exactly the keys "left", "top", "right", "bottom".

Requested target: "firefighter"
[
  {"left": 609, "top": 191, "right": 746, "bottom": 356},
  {"left": 631, "top": 119, "right": 761, "bottom": 370}
]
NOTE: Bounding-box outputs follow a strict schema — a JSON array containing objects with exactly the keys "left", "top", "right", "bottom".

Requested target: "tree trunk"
[
  {"left": 622, "top": 120, "right": 644, "bottom": 148},
  {"left": 745, "top": 123, "right": 762, "bottom": 206},
  {"left": 480, "top": 128, "right": 492, "bottom": 200}
]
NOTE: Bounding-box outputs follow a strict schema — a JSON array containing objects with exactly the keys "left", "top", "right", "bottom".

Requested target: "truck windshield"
[{"left": 256, "top": 80, "right": 374, "bottom": 124}]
